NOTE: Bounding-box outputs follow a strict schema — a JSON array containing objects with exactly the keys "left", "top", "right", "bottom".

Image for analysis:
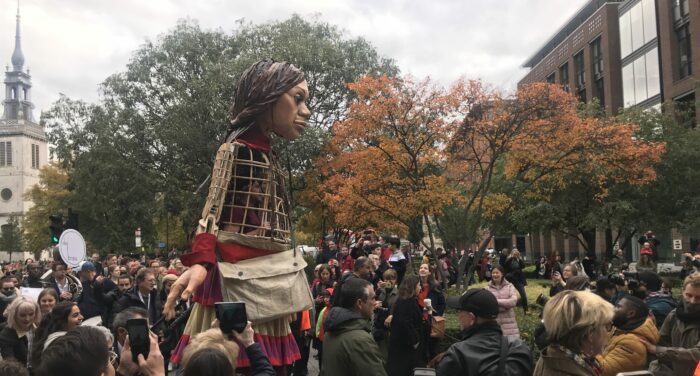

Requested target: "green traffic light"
[{"left": 51, "top": 235, "right": 59, "bottom": 244}]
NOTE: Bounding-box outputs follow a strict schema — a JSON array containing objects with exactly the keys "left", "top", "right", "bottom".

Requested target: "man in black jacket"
[
  {"left": 20, "top": 262, "right": 44, "bottom": 288},
  {"left": 437, "top": 289, "right": 532, "bottom": 376},
  {"left": 114, "top": 268, "right": 162, "bottom": 325},
  {"left": 77, "top": 261, "right": 115, "bottom": 320}
]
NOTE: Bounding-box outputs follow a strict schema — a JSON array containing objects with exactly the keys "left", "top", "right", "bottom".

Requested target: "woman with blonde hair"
[
  {"left": 0, "top": 296, "right": 41, "bottom": 367},
  {"left": 534, "top": 290, "right": 614, "bottom": 376},
  {"left": 182, "top": 321, "right": 274, "bottom": 376}
]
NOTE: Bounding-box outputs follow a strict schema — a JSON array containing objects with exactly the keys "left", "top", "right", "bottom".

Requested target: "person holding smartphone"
[{"left": 181, "top": 321, "right": 275, "bottom": 376}]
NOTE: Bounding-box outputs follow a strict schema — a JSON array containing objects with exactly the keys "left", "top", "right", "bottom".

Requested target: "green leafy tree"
[
  {"left": 44, "top": 16, "right": 398, "bottom": 250},
  {"left": 1, "top": 216, "right": 23, "bottom": 261},
  {"left": 22, "top": 163, "right": 71, "bottom": 255}
]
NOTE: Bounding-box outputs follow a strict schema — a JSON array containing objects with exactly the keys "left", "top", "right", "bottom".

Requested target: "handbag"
[
  {"left": 430, "top": 315, "right": 445, "bottom": 338},
  {"left": 217, "top": 248, "right": 314, "bottom": 323}
]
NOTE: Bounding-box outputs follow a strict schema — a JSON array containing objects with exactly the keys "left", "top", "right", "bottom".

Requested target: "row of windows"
[
  {"left": 619, "top": 0, "right": 657, "bottom": 58},
  {"left": 0, "top": 142, "right": 42, "bottom": 168},
  {"left": 541, "top": 37, "right": 603, "bottom": 103}
]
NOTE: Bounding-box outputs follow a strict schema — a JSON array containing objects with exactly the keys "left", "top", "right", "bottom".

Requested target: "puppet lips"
[{"left": 294, "top": 121, "right": 307, "bottom": 131}]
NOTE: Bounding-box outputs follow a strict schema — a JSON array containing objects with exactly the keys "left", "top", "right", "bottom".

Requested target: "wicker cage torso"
[{"left": 198, "top": 142, "right": 291, "bottom": 249}]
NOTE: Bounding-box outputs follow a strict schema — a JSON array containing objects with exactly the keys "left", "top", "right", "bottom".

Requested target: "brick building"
[{"left": 516, "top": 0, "right": 699, "bottom": 263}]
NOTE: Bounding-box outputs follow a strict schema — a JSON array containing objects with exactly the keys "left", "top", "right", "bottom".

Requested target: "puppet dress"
[{"left": 170, "top": 130, "right": 313, "bottom": 370}]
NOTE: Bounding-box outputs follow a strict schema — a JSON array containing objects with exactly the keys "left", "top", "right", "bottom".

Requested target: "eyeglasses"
[{"left": 108, "top": 350, "right": 118, "bottom": 365}]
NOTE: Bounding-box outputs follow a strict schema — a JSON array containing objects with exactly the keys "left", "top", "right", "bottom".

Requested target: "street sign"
[
  {"left": 58, "top": 229, "right": 86, "bottom": 268},
  {"left": 135, "top": 227, "right": 142, "bottom": 248},
  {"left": 673, "top": 239, "right": 682, "bottom": 250}
]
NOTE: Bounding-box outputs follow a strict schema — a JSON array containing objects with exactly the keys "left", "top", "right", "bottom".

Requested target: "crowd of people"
[
  {"left": 0, "top": 235, "right": 698, "bottom": 376},
  {"left": 0, "top": 253, "right": 266, "bottom": 376}
]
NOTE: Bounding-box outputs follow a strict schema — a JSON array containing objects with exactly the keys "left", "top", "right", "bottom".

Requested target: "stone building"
[{"left": 0, "top": 7, "right": 48, "bottom": 260}]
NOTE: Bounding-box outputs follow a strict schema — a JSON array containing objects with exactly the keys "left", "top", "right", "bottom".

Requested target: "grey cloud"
[{"left": 0, "top": 0, "right": 587, "bottom": 116}]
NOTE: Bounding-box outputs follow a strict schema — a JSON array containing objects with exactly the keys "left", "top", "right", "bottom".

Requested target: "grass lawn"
[{"left": 438, "top": 280, "right": 552, "bottom": 358}]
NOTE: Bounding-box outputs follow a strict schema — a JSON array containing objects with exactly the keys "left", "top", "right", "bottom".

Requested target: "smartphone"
[
  {"left": 413, "top": 368, "right": 436, "bottom": 376},
  {"left": 126, "top": 318, "right": 150, "bottom": 362},
  {"left": 215, "top": 301, "right": 247, "bottom": 334}
]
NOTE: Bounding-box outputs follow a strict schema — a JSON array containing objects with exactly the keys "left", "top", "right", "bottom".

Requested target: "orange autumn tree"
[
  {"left": 307, "top": 76, "right": 664, "bottom": 270},
  {"left": 444, "top": 82, "right": 664, "bottom": 287},
  {"left": 310, "top": 75, "right": 471, "bottom": 250}
]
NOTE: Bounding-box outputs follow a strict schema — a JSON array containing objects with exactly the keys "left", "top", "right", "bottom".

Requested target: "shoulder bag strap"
[{"left": 497, "top": 336, "right": 508, "bottom": 375}]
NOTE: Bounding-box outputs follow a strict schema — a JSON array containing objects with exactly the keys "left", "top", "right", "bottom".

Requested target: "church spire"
[{"left": 11, "top": 2, "right": 24, "bottom": 72}]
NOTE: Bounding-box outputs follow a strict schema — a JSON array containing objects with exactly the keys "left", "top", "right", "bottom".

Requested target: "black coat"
[
  {"left": 78, "top": 277, "right": 116, "bottom": 320},
  {"left": 0, "top": 326, "right": 28, "bottom": 366},
  {"left": 436, "top": 321, "right": 533, "bottom": 376},
  {"left": 504, "top": 257, "right": 526, "bottom": 285},
  {"left": 114, "top": 287, "right": 162, "bottom": 325},
  {"left": 387, "top": 298, "right": 425, "bottom": 376}
]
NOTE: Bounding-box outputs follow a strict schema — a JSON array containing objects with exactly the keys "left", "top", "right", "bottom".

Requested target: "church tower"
[{"left": 0, "top": 5, "right": 47, "bottom": 228}]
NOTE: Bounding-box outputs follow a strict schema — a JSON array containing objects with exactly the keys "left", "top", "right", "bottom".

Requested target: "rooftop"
[{"left": 522, "top": 0, "right": 622, "bottom": 69}]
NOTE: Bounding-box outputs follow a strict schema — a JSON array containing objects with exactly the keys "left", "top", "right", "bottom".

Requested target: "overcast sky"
[{"left": 0, "top": 0, "right": 588, "bottom": 117}]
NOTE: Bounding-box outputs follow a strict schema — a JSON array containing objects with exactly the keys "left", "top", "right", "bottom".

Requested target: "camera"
[
  {"left": 622, "top": 271, "right": 640, "bottom": 291},
  {"left": 607, "top": 273, "right": 625, "bottom": 286}
]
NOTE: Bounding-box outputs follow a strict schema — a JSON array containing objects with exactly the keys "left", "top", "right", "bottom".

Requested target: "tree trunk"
[
  {"left": 456, "top": 234, "right": 493, "bottom": 290},
  {"left": 423, "top": 210, "right": 436, "bottom": 253}
]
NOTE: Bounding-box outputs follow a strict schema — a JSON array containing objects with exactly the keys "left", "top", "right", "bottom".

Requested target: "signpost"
[
  {"left": 58, "top": 229, "right": 86, "bottom": 268},
  {"left": 673, "top": 239, "right": 682, "bottom": 250},
  {"left": 135, "top": 228, "right": 142, "bottom": 248}
]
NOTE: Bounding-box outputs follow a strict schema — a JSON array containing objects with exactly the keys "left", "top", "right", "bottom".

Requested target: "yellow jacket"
[{"left": 597, "top": 317, "right": 660, "bottom": 376}]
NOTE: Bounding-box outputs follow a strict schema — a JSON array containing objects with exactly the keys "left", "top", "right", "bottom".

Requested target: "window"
[
  {"left": 0, "top": 142, "right": 12, "bottom": 167},
  {"left": 595, "top": 78, "right": 605, "bottom": 107},
  {"left": 673, "top": 0, "right": 689, "bottom": 23},
  {"left": 677, "top": 23, "right": 692, "bottom": 79},
  {"left": 559, "top": 63, "right": 569, "bottom": 91},
  {"left": 31, "top": 144, "right": 39, "bottom": 169},
  {"left": 574, "top": 51, "right": 585, "bottom": 101},
  {"left": 645, "top": 49, "right": 660, "bottom": 98},
  {"left": 620, "top": 10, "right": 632, "bottom": 58},
  {"left": 622, "top": 64, "right": 635, "bottom": 106},
  {"left": 619, "top": 0, "right": 657, "bottom": 58},
  {"left": 546, "top": 73, "right": 556, "bottom": 83},
  {"left": 630, "top": 3, "right": 644, "bottom": 51},
  {"left": 591, "top": 37, "right": 603, "bottom": 79},
  {"left": 621, "top": 47, "right": 661, "bottom": 107},
  {"left": 0, "top": 189, "right": 12, "bottom": 201},
  {"left": 641, "top": 0, "right": 657, "bottom": 44}
]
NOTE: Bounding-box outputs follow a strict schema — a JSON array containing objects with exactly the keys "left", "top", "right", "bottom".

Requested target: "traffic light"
[
  {"left": 49, "top": 214, "right": 64, "bottom": 244},
  {"left": 65, "top": 209, "right": 79, "bottom": 231}
]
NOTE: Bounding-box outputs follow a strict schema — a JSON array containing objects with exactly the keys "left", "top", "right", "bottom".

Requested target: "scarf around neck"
[{"left": 550, "top": 344, "right": 603, "bottom": 376}]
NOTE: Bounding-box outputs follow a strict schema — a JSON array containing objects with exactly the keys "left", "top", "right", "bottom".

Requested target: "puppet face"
[{"left": 265, "top": 80, "right": 311, "bottom": 140}]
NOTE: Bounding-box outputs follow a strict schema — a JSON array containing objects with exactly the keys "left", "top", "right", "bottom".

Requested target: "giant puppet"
[{"left": 164, "top": 60, "right": 314, "bottom": 370}]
